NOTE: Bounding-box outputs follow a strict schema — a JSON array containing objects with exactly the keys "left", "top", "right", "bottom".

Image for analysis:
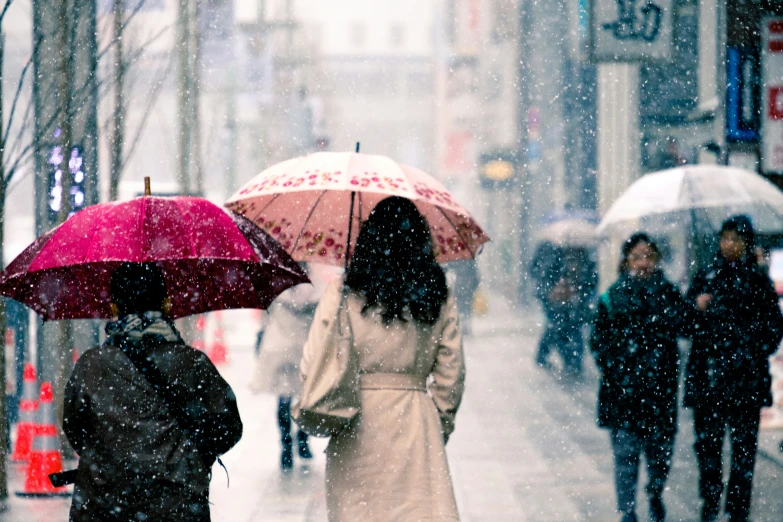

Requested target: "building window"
[
  {"left": 390, "top": 23, "right": 405, "bottom": 48},
  {"left": 351, "top": 22, "right": 367, "bottom": 48}
]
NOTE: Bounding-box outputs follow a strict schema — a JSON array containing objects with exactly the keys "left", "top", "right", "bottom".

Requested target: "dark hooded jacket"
[
  {"left": 684, "top": 254, "right": 783, "bottom": 409},
  {"left": 64, "top": 312, "right": 243, "bottom": 522},
  {"left": 590, "top": 270, "right": 693, "bottom": 434}
]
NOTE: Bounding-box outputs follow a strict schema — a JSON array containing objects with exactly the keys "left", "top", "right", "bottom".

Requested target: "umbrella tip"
[
  {"left": 355, "top": 142, "right": 360, "bottom": 153},
  {"left": 144, "top": 177, "right": 151, "bottom": 196}
]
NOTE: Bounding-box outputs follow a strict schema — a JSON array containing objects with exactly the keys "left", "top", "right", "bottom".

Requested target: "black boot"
[
  {"left": 297, "top": 430, "right": 313, "bottom": 460},
  {"left": 278, "top": 396, "right": 293, "bottom": 470},
  {"left": 650, "top": 495, "right": 665, "bottom": 522}
]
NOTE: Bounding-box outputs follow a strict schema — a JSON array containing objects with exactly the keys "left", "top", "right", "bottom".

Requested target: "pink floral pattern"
[
  {"left": 294, "top": 228, "right": 346, "bottom": 262},
  {"left": 225, "top": 153, "right": 489, "bottom": 264}
]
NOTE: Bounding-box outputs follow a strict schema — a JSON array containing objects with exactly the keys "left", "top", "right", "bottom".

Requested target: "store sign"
[
  {"left": 727, "top": 47, "right": 760, "bottom": 142},
  {"left": 761, "top": 18, "right": 783, "bottom": 173},
  {"left": 590, "top": 0, "right": 674, "bottom": 62}
]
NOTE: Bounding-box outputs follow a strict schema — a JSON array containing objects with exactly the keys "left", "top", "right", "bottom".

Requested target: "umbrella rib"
[
  {"left": 83, "top": 206, "right": 108, "bottom": 265},
  {"left": 252, "top": 192, "right": 282, "bottom": 224},
  {"left": 290, "top": 190, "right": 328, "bottom": 255},
  {"left": 436, "top": 206, "right": 476, "bottom": 258},
  {"left": 140, "top": 196, "right": 149, "bottom": 261}
]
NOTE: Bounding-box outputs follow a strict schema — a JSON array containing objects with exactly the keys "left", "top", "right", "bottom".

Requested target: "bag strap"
[
  {"left": 338, "top": 285, "right": 355, "bottom": 340},
  {"left": 116, "top": 342, "right": 228, "bottom": 483}
]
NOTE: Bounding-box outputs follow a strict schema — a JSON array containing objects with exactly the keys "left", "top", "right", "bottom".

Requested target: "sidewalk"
[{"left": 2, "top": 292, "right": 783, "bottom": 521}]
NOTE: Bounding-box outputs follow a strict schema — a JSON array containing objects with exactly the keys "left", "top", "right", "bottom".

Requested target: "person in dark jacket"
[
  {"left": 531, "top": 243, "right": 598, "bottom": 376},
  {"left": 590, "top": 233, "right": 693, "bottom": 522},
  {"left": 446, "top": 259, "right": 480, "bottom": 336},
  {"left": 685, "top": 215, "right": 783, "bottom": 522},
  {"left": 64, "top": 262, "right": 243, "bottom": 522}
]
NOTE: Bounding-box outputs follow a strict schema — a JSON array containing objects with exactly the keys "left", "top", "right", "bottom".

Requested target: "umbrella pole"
[{"left": 345, "top": 191, "right": 356, "bottom": 270}]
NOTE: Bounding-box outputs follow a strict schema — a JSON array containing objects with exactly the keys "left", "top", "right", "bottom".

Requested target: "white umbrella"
[
  {"left": 598, "top": 165, "right": 783, "bottom": 233},
  {"left": 536, "top": 218, "right": 597, "bottom": 247}
]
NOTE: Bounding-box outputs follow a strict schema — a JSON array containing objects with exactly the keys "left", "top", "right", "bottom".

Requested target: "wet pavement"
[{"left": 1, "top": 292, "right": 782, "bottom": 521}]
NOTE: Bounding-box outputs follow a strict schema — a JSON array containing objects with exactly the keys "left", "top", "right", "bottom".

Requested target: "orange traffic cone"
[
  {"left": 193, "top": 315, "right": 206, "bottom": 351},
  {"left": 11, "top": 364, "right": 38, "bottom": 462},
  {"left": 17, "top": 382, "right": 69, "bottom": 497},
  {"left": 208, "top": 313, "right": 228, "bottom": 365}
]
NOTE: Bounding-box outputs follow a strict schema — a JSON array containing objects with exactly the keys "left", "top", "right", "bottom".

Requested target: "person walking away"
[
  {"left": 250, "top": 263, "right": 341, "bottom": 470},
  {"left": 63, "top": 262, "right": 243, "bottom": 522},
  {"left": 531, "top": 243, "right": 597, "bottom": 376},
  {"left": 445, "top": 259, "right": 480, "bottom": 336},
  {"left": 685, "top": 215, "right": 783, "bottom": 522},
  {"left": 590, "top": 233, "right": 692, "bottom": 522},
  {"left": 301, "top": 196, "right": 465, "bottom": 521}
]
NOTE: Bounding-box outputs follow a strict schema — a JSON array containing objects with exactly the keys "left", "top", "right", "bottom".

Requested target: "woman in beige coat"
[{"left": 301, "top": 197, "right": 465, "bottom": 521}]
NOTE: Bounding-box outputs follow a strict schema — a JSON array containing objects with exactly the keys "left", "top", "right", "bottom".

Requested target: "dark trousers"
[
  {"left": 278, "top": 396, "right": 308, "bottom": 449},
  {"left": 610, "top": 428, "right": 674, "bottom": 516},
  {"left": 693, "top": 405, "right": 761, "bottom": 522},
  {"left": 537, "top": 305, "right": 584, "bottom": 372}
]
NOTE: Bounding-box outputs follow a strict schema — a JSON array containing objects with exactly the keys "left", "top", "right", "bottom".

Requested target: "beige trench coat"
[{"left": 302, "top": 279, "right": 465, "bottom": 522}]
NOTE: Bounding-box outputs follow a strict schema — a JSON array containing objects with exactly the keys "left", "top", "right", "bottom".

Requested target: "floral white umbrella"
[{"left": 225, "top": 150, "right": 489, "bottom": 265}]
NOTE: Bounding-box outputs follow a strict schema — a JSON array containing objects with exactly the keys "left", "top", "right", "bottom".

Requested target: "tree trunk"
[
  {"left": 109, "top": 0, "right": 124, "bottom": 201},
  {"left": 177, "top": 0, "right": 191, "bottom": 194},
  {"left": 55, "top": 0, "right": 74, "bottom": 453},
  {"left": 0, "top": 31, "right": 9, "bottom": 501}
]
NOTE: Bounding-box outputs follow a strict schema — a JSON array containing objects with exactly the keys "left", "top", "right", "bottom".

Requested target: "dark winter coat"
[
  {"left": 684, "top": 255, "right": 783, "bottom": 409},
  {"left": 64, "top": 315, "right": 242, "bottom": 522},
  {"left": 530, "top": 246, "right": 598, "bottom": 323},
  {"left": 590, "top": 271, "right": 692, "bottom": 435}
]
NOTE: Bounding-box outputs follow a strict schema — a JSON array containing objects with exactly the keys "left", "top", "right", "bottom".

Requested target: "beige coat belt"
[{"left": 359, "top": 373, "right": 427, "bottom": 391}]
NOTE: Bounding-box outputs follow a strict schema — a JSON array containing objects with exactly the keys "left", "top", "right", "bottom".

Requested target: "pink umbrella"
[
  {"left": 0, "top": 187, "right": 308, "bottom": 320},
  {"left": 225, "top": 150, "right": 489, "bottom": 265}
]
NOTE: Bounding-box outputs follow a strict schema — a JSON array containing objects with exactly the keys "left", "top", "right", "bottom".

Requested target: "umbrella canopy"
[
  {"left": 536, "top": 218, "right": 597, "bottom": 247},
  {"left": 0, "top": 195, "right": 309, "bottom": 320},
  {"left": 598, "top": 165, "right": 783, "bottom": 233},
  {"left": 225, "top": 151, "right": 490, "bottom": 264}
]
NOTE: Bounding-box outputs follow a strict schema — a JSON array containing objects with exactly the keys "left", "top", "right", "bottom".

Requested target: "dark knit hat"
[
  {"left": 719, "top": 214, "right": 755, "bottom": 249},
  {"left": 110, "top": 262, "right": 167, "bottom": 315}
]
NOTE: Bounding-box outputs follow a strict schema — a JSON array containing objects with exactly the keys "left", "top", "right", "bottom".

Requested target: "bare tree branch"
[
  {"left": 2, "top": 36, "right": 40, "bottom": 149},
  {"left": 120, "top": 52, "right": 173, "bottom": 172},
  {"left": 94, "top": 0, "right": 150, "bottom": 64},
  {"left": 0, "top": 0, "right": 14, "bottom": 25}
]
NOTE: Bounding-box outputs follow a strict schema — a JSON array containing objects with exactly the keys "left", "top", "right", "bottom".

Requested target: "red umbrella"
[{"left": 0, "top": 188, "right": 308, "bottom": 320}]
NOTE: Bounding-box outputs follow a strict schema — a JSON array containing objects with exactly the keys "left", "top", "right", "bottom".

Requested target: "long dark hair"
[{"left": 345, "top": 196, "right": 448, "bottom": 324}]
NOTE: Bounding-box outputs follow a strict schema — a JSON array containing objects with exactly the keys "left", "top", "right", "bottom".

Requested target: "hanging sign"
[
  {"left": 761, "top": 18, "right": 783, "bottom": 174},
  {"left": 590, "top": 0, "right": 674, "bottom": 62}
]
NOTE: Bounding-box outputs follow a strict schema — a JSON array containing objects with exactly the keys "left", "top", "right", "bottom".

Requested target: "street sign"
[
  {"left": 761, "top": 18, "right": 783, "bottom": 174},
  {"left": 590, "top": 0, "right": 674, "bottom": 62}
]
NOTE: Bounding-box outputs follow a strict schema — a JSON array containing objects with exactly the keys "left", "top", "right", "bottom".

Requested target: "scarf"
[{"left": 105, "top": 311, "right": 182, "bottom": 350}]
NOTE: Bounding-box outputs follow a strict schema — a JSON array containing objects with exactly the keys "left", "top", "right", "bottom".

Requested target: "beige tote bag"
[{"left": 292, "top": 288, "right": 360, "bottom": 437}]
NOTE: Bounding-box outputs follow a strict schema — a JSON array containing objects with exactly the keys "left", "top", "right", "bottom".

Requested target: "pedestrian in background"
[
  {"left": 685, "top": 215, "right": 783, "bottom": 522},
  {"left": 250, "top": 263, "right": 341, "bottom": 470},
  {"left": 301, "top": 196, "right": 464, "bottom": 521},
  {"left": 590, "top": 233, "right": 692, "bottom": 522},
  {"left": 64, "top": 262, "right": 243, "bottom": 522},
  {"left": 531, "top": 242, "right": 597, "bottom": 376},
  {"left": 445, "top": 259, "right": 480, "bottom": 336}
]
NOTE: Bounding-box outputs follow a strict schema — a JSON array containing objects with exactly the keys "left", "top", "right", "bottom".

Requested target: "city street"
[{"left": 2, "top": 292, "right": 783, "bottom": 521}]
